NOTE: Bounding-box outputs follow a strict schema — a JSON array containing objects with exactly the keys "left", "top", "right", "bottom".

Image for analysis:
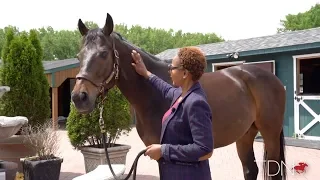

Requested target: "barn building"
[{"left": 156, "top": 27, "right": 320, "bottom": 140}]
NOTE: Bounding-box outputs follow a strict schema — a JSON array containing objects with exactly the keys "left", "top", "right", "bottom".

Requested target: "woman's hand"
[
  {"left": 145, "top": 144, "right": 162, "bottom": 161},
  {"left": 131, "top": 50, "right": 150, "bottom": 78},
  {"left": 198, "top": 151, "right": 213, "bottom": 161}
]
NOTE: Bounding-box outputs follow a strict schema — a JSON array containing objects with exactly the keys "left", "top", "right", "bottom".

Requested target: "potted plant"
[
  {"left": 66, "top": 87, "right": 132, "bottom": 173},
  {"left": 20, "top": 120, "right": 63, "bottom": 180}
]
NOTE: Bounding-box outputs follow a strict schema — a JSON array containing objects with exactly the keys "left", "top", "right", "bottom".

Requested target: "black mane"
[{"left": 111, "top": 31, "right": 169, "bottom": 63}]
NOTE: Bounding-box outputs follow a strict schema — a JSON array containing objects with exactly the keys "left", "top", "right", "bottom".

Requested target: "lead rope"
[{"left": 98, "top": 98, "right": 147, "bottom": 180}]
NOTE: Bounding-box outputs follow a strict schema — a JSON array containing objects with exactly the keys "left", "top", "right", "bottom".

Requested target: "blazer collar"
[{"left": 173, "top": 81, "right": 201, "bottom": 104}]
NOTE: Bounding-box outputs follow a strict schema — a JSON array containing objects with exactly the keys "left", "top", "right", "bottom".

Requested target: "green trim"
[
  {"left": 45, "top": 63, "right": 79, "bottom": 74},
  {"left": 51, "top": 72, "right": 55, "bottom": 87},
  {"left": 205, "top": 42, "right": 320, "bottom": 61}
]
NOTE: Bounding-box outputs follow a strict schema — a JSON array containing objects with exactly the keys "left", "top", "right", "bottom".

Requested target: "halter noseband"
[{"left": 75, "top": 38, "right": 120, "bottom": 96}]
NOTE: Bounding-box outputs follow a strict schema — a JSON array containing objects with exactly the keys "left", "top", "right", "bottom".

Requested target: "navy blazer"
[{"left": 148, "top": 74, "right": 213, "bottom": 180}]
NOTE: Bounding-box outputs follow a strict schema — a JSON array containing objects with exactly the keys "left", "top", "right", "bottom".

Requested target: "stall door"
[{"left": 293, "top": 54, "right": 320, "bottom": 140}]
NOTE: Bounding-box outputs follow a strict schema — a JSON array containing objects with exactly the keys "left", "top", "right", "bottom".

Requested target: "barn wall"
[
  {"left": 46, "top": 74, "right": 52, "bottom": 86},
  {"left": 54, "top": 67, "right": 80, "bottom": 87},
  {"left": 206, "top": 47, "right": 320, "bottom": 137}
]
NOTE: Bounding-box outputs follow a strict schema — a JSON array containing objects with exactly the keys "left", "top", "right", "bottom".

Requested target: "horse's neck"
[
  {"left": 115, "top": 39, "right": 171, "bottom": 111},
  {"left": 115, "top": 40, "right": 171, "bottom": 144}
]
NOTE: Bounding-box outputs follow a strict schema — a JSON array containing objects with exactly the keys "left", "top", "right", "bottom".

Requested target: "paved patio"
[{"left": 58, "top": 127, "right": 320, "bottom": 180}]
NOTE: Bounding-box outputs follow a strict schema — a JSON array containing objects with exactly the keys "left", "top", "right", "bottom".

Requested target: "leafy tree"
[
  {"left": 84, "top": 21, "right": 99, "bottom": 29},
  {"left": 37, "top": 27, "right": 81, "bottom": 60},
  {"left": 278, "top": 3, "right": 320, "bottom": 32},
  {"left": 0, "top": 29, "right": 50, "bottom": 127},
  {"left": 0, "top": 22, "right": 224, "bottom": 61},
  {"left": 37, "top": 27, "right": 56, "bottom": 60},
  {"left": 114, "top": 24, "right": 224, "bottom": 54}
]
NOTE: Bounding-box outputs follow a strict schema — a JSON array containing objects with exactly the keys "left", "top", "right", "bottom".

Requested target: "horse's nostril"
[{"left": 80, "top": 92, "right": 88, "bottom": 102}]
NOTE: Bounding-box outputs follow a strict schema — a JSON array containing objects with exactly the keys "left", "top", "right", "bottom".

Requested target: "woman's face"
[{"left": 169, "top": 56, "right": 185, "bottom": 87}]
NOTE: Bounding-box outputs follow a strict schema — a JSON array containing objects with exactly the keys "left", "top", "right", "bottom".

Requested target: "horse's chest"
[{"left": 135, "top": 117, "right": 162, "bottom": 145}]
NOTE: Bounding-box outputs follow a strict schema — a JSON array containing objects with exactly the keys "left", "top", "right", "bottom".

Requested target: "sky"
[{"left": 0, "top": 0, "right": 319, "bottom": 41}]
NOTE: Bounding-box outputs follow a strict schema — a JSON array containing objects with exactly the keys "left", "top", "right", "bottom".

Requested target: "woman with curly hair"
[{"left": 131, "top": 46, "right": 213, "bottom": 180}]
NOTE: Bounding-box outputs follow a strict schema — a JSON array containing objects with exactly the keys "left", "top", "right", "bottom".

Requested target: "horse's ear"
[
  {"left": 103, "top": 13, "right": 114, "bottom": 36},
  {"left": 78, "top": 19, "right": 88, "bottom": 36}
]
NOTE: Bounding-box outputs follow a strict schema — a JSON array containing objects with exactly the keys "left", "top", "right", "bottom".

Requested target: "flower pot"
[
  {"left": 79, "top": 143, "right": 131, "bottom": 173},
  {"left": 20, "top": 156, "right": 63, "bottom": 180}
]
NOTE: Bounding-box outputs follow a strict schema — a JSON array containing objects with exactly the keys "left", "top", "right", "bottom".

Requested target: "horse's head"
[{"left": 71, "top": 13, "right": 119, "bottom": 114}]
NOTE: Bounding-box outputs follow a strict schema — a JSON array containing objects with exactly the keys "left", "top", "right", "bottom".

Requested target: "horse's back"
[
  {"left": 201, "top": 64, "right": 285, "bottom": 111},
  {"left": 199, "top": 64, "right": 286, "bottom": 148}
]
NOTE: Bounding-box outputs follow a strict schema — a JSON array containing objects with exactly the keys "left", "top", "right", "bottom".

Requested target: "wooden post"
[{"left": 52, "top": 87, "right": 58, "bottom": 130}]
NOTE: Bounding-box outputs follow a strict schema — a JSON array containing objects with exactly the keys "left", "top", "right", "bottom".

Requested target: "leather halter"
[{"left": 75, "top": 38, "right": 120, "bottom": 96}]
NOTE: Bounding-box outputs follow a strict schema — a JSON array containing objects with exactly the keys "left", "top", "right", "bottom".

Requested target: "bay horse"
[{"left": 71, "top": 13, "right": 287, "bottom": 180}]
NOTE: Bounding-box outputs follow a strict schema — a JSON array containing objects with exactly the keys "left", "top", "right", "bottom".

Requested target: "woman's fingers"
[
  {"left": 144, "top": 148, "right": 151, "bottom": 156},
  {"left": 131, "top": 53, "right": 137, "bottom": 63},
  {"left": 131, "top": 50, "right": 141, "bottom": 63}
]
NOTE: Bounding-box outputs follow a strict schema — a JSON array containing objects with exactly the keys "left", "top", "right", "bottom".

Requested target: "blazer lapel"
[
  {"left": 160, "top": 82, "right": 201, "bottom": 143},
  {"left": 160, "top": 91, "right": 181, "bottom": 143}
]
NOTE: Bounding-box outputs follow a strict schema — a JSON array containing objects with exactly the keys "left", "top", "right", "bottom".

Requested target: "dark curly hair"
[{"left": 178, "top": 47, "right": 207, "bottom": 81}]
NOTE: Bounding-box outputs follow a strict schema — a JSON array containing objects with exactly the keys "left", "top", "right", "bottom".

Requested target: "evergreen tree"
[
  {"left": 0, "top": 29, "right": 50, "bottom": 127},
  {"left": 28, "top": 29, "right": 51, "bottom": 126},
  {"left": 0, "top": 27, "right": 16, "bottom": 87},
  {"left": 1, "top": 26, "right": 16, "bottom": 63}
]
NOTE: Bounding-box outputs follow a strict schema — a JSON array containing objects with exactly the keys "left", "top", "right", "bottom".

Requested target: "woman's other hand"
[
  {"left": 145, "top": 144, "right": 162, "bottom": 161},
  {"left": 131, "top": 50, "right": 151, "bottom": 78}
]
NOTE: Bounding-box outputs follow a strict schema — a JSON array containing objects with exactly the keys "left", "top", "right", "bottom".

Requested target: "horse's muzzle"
[{"left": 71, "top": 90, "right": 92, "bottom": 113}]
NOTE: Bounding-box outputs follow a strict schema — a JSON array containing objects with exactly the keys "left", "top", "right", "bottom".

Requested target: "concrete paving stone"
[{"left": 58, "top": 127, "right": 320, "bottom": 180}]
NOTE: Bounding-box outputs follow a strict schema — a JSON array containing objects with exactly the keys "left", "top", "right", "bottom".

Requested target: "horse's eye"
[{"left": 100, "top": 51, "right": 108, "bottom": 58}]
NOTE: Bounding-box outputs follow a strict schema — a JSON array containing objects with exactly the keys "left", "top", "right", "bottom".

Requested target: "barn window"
[{"left": 297, "top": 57, "right": 320, "bottom": 95}]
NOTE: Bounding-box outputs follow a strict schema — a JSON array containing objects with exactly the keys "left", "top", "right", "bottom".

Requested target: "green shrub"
[
  {"left": 66, "top": 87, "right": 132, "bottom": 149},
  {"left": 0, "top": 28, "right": 50, "bottom": 127}
]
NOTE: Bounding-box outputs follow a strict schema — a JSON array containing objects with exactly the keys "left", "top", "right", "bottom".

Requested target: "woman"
[{"left": 131, "top": 46, "right": 214, "bottom": 180}]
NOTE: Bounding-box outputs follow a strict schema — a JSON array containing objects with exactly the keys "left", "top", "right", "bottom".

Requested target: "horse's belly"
[
  {"left": 212, "top": 95, "right": 256, "bottom": 148},
  {"left": 201, "top": 73, "right": 257, "bottom": 148}
]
